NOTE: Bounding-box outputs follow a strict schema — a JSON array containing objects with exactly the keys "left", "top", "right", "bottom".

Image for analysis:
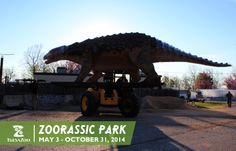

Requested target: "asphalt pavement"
[{"left": 0, "top": 104, "right": 236, "bottom": 151}]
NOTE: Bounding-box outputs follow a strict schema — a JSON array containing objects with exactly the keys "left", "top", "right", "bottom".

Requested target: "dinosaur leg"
[
  {"left": 130, "top": 48, "right": 160, "bottom": 84},
  {"left": 130, "top": 69, "right": 141, "bottom": 82},
  {"left": 75, "top": 65, "right": 91, "bottom": 82},
  {"left": 87, "top": 71, "right": 103, "bottom": 82},
  {"left": 138, "top": 63, "right": 159, "bottom": 83}
]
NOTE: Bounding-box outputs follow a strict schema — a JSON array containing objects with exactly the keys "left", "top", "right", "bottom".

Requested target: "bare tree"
[
  {"left": 181, "top": 74, "right": 192, "bottom": 90},
  {"left": 162, "top": 76, "right": 171, "bottom": 88},
  {"left": 186, "top": 65, "right": 199, "bottom": 90},
  {"left": 24, "top": 44, "right": 45, "bottom": 78},
  {"left": 172, "top": 76, "right": 181, "bottom": 89},
  {"left": 2, "top": 68, "right": 15, "bottom": 83},
  {"left": 162, "top": 75, "right": 181, "bottom": 89},
  {"left": 213, "top": 73, "right": 222, "bottom": 88}
]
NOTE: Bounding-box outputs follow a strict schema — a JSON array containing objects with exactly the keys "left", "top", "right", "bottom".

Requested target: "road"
[{"left": 0, "top": 105, "right": 236, "bottom": 151}]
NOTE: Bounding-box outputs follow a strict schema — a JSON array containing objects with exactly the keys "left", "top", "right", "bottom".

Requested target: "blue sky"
[{"left": 0, "top": 0, "right": 235, "bottom": 79}]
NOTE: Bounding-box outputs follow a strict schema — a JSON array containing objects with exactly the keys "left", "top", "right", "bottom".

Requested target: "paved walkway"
[{"left": 0, "top": 105, "right": 236, "bottom": 151}]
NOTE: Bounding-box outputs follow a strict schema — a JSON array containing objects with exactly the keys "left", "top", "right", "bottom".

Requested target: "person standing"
[
  {"left": 226, "top": 91, "right": 233, "bottom": 108},
  {"left": 187, "top": 89, "right": 191, "bottom": 103}
]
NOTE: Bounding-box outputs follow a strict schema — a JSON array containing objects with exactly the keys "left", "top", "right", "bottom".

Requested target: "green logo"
[
  {"left": 12, "top": 125, "right": 24, "bottom": 137},
  {"left": 0, "top": 121, "right": 136, "bottom": 145}
]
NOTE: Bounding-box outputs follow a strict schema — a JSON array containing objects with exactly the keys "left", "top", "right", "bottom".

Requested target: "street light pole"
[{"left": 0, "top": 56, "right": 3, "bottom": 84}]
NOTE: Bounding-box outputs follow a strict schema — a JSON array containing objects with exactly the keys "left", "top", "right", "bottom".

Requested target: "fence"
[
  {"left": 0, "top": 83, "right": 179, "bottom": 108},
  {"left": 199, "top": 89, "right": 236, "bottom": 102},
  {"left": 2, "top": 83, "right": 234, "bottom": 108}
]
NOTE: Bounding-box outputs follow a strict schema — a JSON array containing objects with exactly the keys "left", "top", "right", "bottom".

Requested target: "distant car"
[
  {"left": 179, "top": 90, "right": 188, "bottom": 100},
  {"left": 179, "top": 90, "right": 205, "bottom": 103},
  {"left": 195, "top": 91, "right": 205, "bottom": 102}
]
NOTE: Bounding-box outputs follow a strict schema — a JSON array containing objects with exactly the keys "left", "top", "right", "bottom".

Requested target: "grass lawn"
[{"left": 190, "top": 102, "right": 228, "bottom": 109}]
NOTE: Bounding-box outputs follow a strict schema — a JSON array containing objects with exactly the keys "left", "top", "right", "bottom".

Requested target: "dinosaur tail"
[{"left": 154, "top": 40, "right": 231, "bottom": 67}]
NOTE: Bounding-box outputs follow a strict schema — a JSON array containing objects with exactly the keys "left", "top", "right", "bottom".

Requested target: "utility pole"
[
  {"left": 0, "top": 54, "right": 14, "bottom": 84},
  {"left": 0, "top": 57, "right": 3, "bottom": 83}
]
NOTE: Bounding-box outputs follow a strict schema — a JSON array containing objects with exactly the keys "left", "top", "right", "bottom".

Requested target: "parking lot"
[{"left": 0, "top": 104, "right": 236, "bottom": 151}]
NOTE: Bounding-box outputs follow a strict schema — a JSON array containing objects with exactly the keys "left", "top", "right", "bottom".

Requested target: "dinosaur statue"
[{"left": 44, "top": 33, "right": 231, "bottom": 83}]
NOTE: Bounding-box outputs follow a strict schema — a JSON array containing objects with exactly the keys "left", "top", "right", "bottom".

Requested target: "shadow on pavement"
[
  {"left": 0, "top": 110, "right": 28, "bottom": 120},
  {"left": 170, "top": 108, "right": 236, "bottom": 130},
  {"left": 75, "top": 112, "right": 194, "bottom": 151}
]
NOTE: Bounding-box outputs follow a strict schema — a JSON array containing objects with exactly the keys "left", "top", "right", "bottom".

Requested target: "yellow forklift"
[{"left": 80, "top": 72, "right": 140, "bottom": 117}]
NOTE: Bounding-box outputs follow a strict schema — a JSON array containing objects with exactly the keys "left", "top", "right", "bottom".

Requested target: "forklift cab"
[{"left": 80, "top": 72, "right": 140, "bottom": 117}]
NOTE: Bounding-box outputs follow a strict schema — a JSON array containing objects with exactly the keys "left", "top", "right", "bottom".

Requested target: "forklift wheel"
[
  {"left": 80, "top": 91, "right": 98, "bottom": 116},
  {"left": 119, "top": 94, "right": 140, "bottom": 117}
]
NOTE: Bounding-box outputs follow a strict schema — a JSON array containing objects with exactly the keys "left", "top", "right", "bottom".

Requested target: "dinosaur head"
[{"left": 44, "top": 46, "right": 67, "bottom": 64}]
